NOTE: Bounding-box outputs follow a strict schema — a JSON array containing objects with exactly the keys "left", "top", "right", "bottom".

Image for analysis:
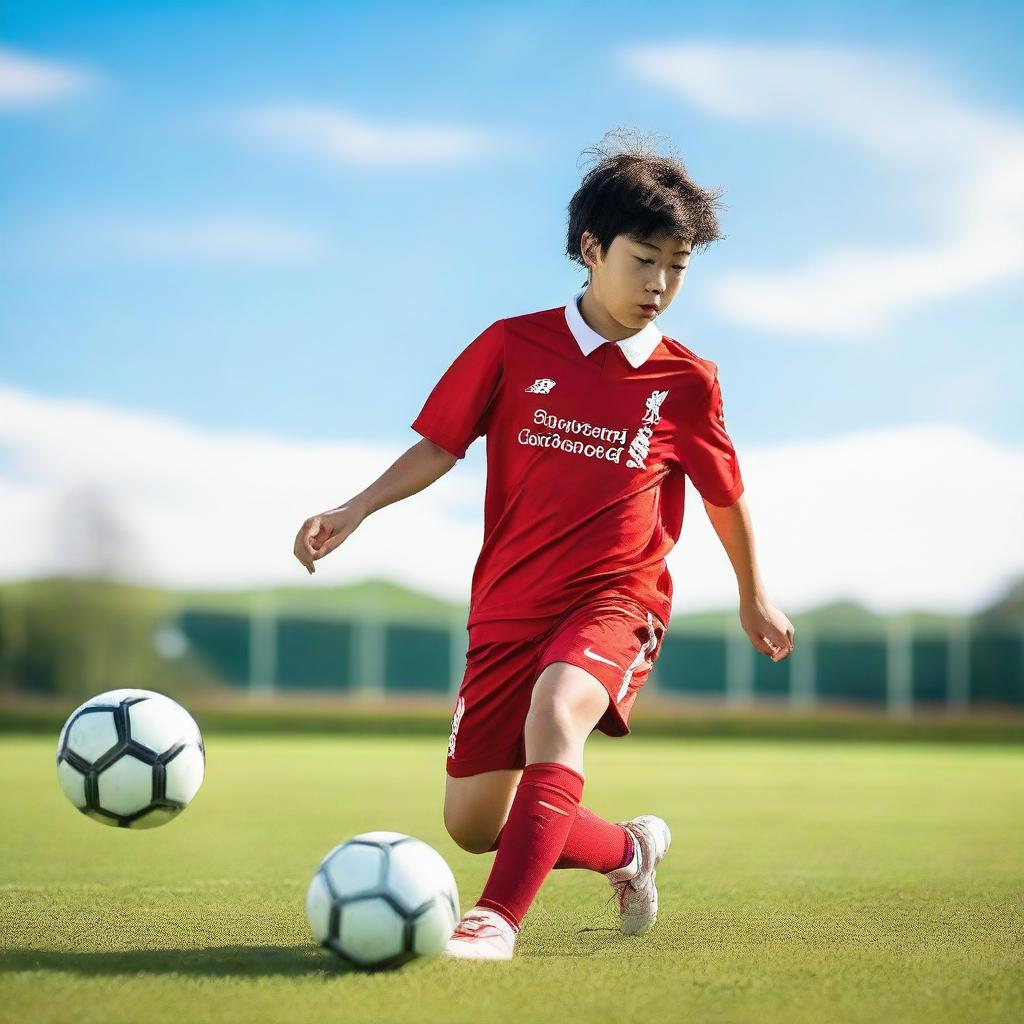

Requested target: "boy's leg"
[
  {"left": 446, "top": 600, "right": 670, "bottom": 955},
  {"left": 488, "top": 803, "right": 634, "bottom": 873},
  {"left": 444, "top": 765, "right": 632, "bottom": 872},
  {"left": 555, "top": 805, "right": 634, "bottom": 870},
  {"left": 480, "top": 597, "right": 668, "bottom": 874},
  {"left": 471, "top": 662, "right": 609, "bottom": 929},
  {"left": 444, "top": 769, "right": 522, "bottom": 854},
  {"left": 444, "top": 625, "right": 631, "bottom": 872}
]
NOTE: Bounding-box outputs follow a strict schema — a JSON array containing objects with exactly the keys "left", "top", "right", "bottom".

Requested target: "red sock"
[
  {"left": 553, "top": 805, "right": 634, "bottom": 872},
  {"left": 476, "top": 761, "right": 584, "bottom": 929},
  {"left": 488, "top": 803, "right": 634, "bottom": 873}
]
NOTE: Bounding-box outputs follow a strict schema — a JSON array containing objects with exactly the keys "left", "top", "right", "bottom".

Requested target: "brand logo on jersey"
[
  {"left": 583, "top": 647, "right": 621, "bottom": 669},
  {"left": 447, "top": 695, "right": 465, "bottom": 758},
  {"left": 626, "top": 389, "right": 669, "bottom": 470},
  {"left": 526, "top": 378, "right": 557, "bottom": 394}
]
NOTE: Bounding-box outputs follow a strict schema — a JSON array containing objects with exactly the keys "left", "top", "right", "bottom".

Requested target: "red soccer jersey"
[{"left": 411, "top": 289, "right": 745, "bottom": 641}]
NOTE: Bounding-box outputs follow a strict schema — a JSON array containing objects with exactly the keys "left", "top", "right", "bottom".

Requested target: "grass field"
[{"left": 1, "top": 735, "right": 1022, "bottom": 1024}]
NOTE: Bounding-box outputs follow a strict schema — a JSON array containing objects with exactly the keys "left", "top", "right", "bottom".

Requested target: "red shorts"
[{"left": 445, "top": 595, "right": 667, "bottom": 778}]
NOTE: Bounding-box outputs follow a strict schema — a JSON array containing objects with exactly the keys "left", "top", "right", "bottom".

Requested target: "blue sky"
[
  {"left": 1, "top": 1, "right": 1022, "bottom": 610},
  {"left": 3, "top": 0, "right": 1022, "bottom": 444}
]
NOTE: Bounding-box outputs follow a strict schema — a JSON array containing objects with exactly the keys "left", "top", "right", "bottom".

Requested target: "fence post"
[
  {"left": 789, "top": 625, "right": 816, "bottom": 708},
  {"left": 886, "top": 616, "right": 913, "bottom": 716},
  {"left": 249, "top": 592, "right": 277, "bottom": 695},
  {"left": 947, "top": 618, "right": 971, "bottom": 712},
  {"left": 725, "top": 622, "right": 755, "bottom": 706},
  {"left": 352, "top": 610, "right": 385, "bottom": 699},
  {"left": 449, "top": 620, "right": 466, "bottom": 698},
  {"left": 1020, "top": 625, "right": 1024, "bottom": 701}
]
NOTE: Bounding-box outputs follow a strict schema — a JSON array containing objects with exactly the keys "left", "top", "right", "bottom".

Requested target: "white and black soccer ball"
[
  {"left": 56, "top": 688, "right": 205, "bottom": 829},
  {"left": 306, "top": 831, "right": 460, "bottom": 971}
]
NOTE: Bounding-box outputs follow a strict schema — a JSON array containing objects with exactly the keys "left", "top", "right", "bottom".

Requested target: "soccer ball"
[
  {"left": 56, "top": 688, "right": 205, "bottom": 828},
  {"left": 305, "top": 831, "right": 460, "bottom": 970}
]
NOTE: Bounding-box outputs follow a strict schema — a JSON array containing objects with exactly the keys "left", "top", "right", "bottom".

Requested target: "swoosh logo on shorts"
[{"left": 583, "top": 646, "right": 621, "bottom": 669}]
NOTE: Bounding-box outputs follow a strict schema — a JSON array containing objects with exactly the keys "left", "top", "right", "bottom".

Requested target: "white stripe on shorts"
[{"left": 616, "top": 611, "right": 659, "bottom": 703}]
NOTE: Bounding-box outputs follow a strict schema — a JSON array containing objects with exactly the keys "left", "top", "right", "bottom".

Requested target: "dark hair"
[{"left": 565, "top": 127, "right": 727, "bottom": 281}]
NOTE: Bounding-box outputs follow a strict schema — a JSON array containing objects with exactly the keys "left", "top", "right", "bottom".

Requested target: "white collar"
[{"left": 564, "top": 288, "right": 662, "bottom": 369}]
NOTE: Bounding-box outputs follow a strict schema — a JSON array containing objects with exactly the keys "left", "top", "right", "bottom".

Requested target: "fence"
[{"left": 170, "top": 605, "right": 1024, "bottom": 713}]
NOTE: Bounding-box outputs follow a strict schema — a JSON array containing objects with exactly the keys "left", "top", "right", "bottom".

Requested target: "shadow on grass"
[{"left": 0, "top": 944, "right": 359, "bottom": 978}]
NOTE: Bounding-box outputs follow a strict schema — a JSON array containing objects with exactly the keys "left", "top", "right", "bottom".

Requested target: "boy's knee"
[
  {"left": 443, "top": 810, "right": 497, "bottom": 855},
  {"left": 531, "top": 665, "right": 607, "bottom": 720},
  {"left": 526, "top": 682, "right": 579, "bottom": 742},
  {"left": 525, "top": 703, "right": 575, "bottom": 748}
]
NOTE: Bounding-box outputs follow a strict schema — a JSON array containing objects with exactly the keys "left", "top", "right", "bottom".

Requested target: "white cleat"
[
  {"left": 605, "top": 814, "right": 672, "bottom": 936},
  {"left": 442, "top": 906, "right": 518, "bottom": 960}
]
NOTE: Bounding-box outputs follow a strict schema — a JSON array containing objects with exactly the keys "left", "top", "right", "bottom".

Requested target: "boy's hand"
[
  {"left": 293, "top": 501, "right": 366, "bottom": 575},
  {"left": 739, "top": 594, "right": 795, "bottom": 661}
]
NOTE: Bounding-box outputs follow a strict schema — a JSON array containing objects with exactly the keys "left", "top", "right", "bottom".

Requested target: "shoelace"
[
  {"left": 451, "top": 914, "right": 504, "bottom": 941},
  {"left": 612, "top": 879, "right": 636, "bottom": 914},
  {"left": 609, "top": 825, "right": 651, "bottom": 914}
]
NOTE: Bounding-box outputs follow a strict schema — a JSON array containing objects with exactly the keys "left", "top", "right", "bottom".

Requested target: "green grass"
[{"left": 1, "top": 735, "right": 1022, "bottom": 1023}]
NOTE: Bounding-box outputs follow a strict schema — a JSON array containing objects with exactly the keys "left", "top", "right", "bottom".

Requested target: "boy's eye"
[{"left": 636, "top": 256, "right": 687, "bottom": 272}]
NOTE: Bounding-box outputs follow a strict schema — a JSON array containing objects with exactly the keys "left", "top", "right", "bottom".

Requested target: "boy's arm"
[
  {"left": 350, "top": 437, "right": 458, "bottom": 517},
  {"left": 702, "top": 494, "right": 763, "bottom": 600},
  {"left": 296, "top": 314, "right": 502, "bottom": 575},
  {"left": 702, "top": 494, "right": 795, "bottom": 661},
  {"left": 294, "top": 438, "right": 457, "bottom": 573}
]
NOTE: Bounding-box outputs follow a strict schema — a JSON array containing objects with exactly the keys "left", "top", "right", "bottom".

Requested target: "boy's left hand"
[{"left": 739, "top": 595, "right": 795, "bottom": 661}]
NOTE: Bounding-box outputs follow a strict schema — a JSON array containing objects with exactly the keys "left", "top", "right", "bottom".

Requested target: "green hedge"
[{"left": 4, "top": 699, "right": 1023, "bottom": 743}]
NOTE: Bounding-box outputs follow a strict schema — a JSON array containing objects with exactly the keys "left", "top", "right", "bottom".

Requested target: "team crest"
[
  {"left": 626, "top": 389, "right": 669, "bottom": 470},
  {"left": 525, "top": 378, "right": 556, "bottom": 394}
]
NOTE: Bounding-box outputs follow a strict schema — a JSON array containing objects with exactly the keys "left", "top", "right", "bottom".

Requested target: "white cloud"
[
  {"left": 0, "top": 47, "right": 99, "bottom": 108},
  {"left": 0, "top": 384, "right": 486, "bottom": 603},
  {"left": 620, "top": 43, "right": 1024, "bottom": 337},
  {"left": 233, "top": 104, "right": 499, "bottom": 166},
  {"left": 1, "top": 383, "right": 1020, "bottom": 615}
]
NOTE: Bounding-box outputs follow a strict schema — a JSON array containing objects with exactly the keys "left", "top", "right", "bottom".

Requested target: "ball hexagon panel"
[
  {"left": 321, "top": 843, "right": 386, "bottom": 900},
  {"left": 411, "top": 898, "right": 458, "bottom": 957},
  {"left": 164, "top": 745, "right": 204, "bottom": 805},
  {"left": 127, "top": 697, "right": 201, "bottom": 755},
  {"left": 57, "top": 759, "right": 88, "bottom": 809},
  {"left": 336, "top": 896, "right": 409, "bottom": 967},
  {"left": 64, "top": 709, "right": 120, "bottom": 764},
  {"left": 305, "top": 872, "right": 333, "bottom": 944},
  {"left": 97, "top": 754, "right": 154, "bottom": 817},
  {"left": 387, "top": 839, "right": 456, "bottom": 915},
  {"left": 128, "top": 807, "right": 180, "bottom": 830},
  {"left": 352, "top": 831, "right": 409, "bottom": 845},
  {"left": 94, "top": 687, "right": 157, "bottom": 704}
]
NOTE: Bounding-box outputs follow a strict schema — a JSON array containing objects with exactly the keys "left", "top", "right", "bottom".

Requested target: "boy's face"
[{"left": 582, "top": 229, "right": 692, "bottom": 328}]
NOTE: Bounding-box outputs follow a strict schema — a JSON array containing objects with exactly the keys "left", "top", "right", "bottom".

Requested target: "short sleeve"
[
  {"left": 674, "top": 368, "right": 745, "bottom": 507},
  {"left": 411, "top": 319, "right": 505, "bottom": 459}
]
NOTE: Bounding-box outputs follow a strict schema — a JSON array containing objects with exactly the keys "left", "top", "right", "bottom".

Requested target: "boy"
[{"left": 293, "top": 131, "right": 794, "bottom": 961}]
